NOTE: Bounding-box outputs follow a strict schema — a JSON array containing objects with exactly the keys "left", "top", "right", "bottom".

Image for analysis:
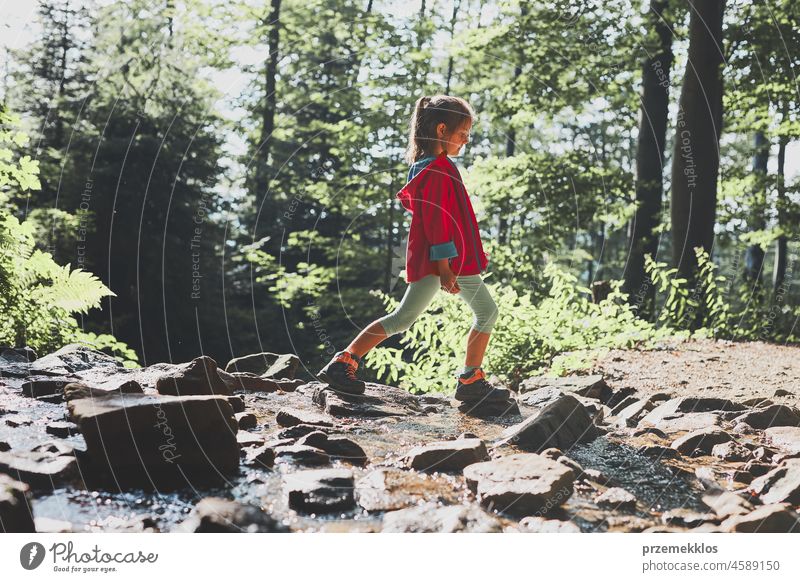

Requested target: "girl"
[{"left": 318, "top": 95, "right": 501, "bottom": 403}]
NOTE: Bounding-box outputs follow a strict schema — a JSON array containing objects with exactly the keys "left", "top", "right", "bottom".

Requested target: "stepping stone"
[
  {"left": 0, "top": 473, "right": 35, "bottom": 532},
  {"left": 276, "top": 424, "right": 333, "bottom": 440},
  {"left": 765, "top": 427, "right": 800, "bottom": 455},
  {"left": 296, "top": 432, "right": 368, "bottom": 466},
  {"left": 670, "top": 428, "right": 732, "bottom": 456},
  {"left": 177, "top": 497, "right": 288, "bottom": 532},
  {"left": 458, "top": 398, "right": 520, "bottom": 419},
  {"left": 276, "top": 407, "right": 334, "bottom": 428},
  {"left": 284, "top": 468, "right": 355, "bottom": 514},
  {"left": 381, "top": 502, "right": 502, "bottom": 533},
  {"left": 613, "top": 398, "right": 656, "bottom": 427},
  {"left": 356, "top": 468, "right": 461, "bottom": 512},
  {"left": 46, "top": 421, "right": 79, "bottom": 438},
  {"left": 243, "top": 445, "right": 275, "bottom": 468},
  {"left": 235, "top": 412, "right": 257, "bottom": 430},
  {"left": 219, "top": 370, "right": 279, "bottom": 393},
  {"left": 155, "top": 356, "right": 230, "bottom": 397},
  {"left": 749, "top": 459, "right": 800, "bottom": 505},
  {"left": 0, "top": 451, "right": 77, "bottom": 489},
  {"left": 594, "top": 487, "right": 637, "bottom": 511},
  {"left": 711, "top": 441, "right": 753, "bottom": 462},
  {"left": 225, "top": 352, "right": 299, "bottom": 379},
  {"left": 496, "top": 395, "right": 598, "bottom": 452},
  {"left": 403, "top": 438, "right": 488, "bottom": 473},
  {"left": 20, "top": 377, "right": 75, "bottom": 398},
  {"left": 68, "top": 392, "right": 239, "bottom": 487},
  {"left": 463, "top": 453, "right": 576, "bottom": 517},
  {"left": 734, "top": 405, "right": 800, "bottom": 429},
  {"left": 519, "top": 386, "right": 564, "bottom": 408},
  {"left": 518, "top": 375, "right": 612, "bottom": 402},
  {"left": 236, "top": 431, "right": 265, "bottom": 449},
  {"left": 274, "top": 445, "right": 330, "bottom": 466},
  {"left": 519, "top": 516, "right": 581, "bottom": 533},
  {"left": 719, "top": 504, "right": 800, "bottom": 533},
  {"left": 63, "top": 381, "right": 143, "bottom": 402},
  {"left": 638, "top": 398, "right": 731, "bottom": 432},
  {"left": 311, "top": 382, "right": 424, "bottom": 418}
]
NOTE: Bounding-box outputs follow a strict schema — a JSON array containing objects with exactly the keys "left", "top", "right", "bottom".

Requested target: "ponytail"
[{"left": 404, "top": 94, "right": 475, "bottom": 164}]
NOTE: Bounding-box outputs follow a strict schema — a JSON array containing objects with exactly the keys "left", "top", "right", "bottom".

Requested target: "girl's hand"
[{"left": 439, "top": 268, "right": 460, "bottom": 294}]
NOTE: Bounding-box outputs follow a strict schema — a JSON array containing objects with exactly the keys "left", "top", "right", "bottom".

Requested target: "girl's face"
[{"left": 436, "top": 119, "right": 472, "bottom": 157}]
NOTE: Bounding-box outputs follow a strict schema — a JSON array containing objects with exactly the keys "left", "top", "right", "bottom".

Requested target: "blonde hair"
[{"left": 404, "top": 94, "right": 476, "bottom": 164}]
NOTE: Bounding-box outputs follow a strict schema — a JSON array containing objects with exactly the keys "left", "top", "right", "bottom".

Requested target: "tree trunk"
[
  {"left": 744, "top": 130, "right": 769, "bottom": 281},
  {"left": 773, "top": 132, "right": 789, "bottom": 292},
  {"left": 445, "top": 0, "right": 461, "bottom": 94},
  {"left": 670, "top": 0, "right": 725, "bottom": 280},
  {"left": 624, "top": 0, "right": 673, "bottom": 314},
  {"left": 254, "top": 0, "right": 281, "bottom": 198}
]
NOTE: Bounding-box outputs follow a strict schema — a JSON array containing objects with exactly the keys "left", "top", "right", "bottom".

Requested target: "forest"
[{"left": 1, "top": 0, "right": 799, "bottom": 393}]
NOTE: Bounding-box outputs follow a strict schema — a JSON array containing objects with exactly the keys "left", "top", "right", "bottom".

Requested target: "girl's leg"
[
  {"left": 455, "top": 275, "right": 499, "bottom": 369},
  {"left": 347, "top": 274, "right": 441, "bottom": 358}
]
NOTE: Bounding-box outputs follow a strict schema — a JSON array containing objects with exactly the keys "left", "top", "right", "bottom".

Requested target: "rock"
[
  {"left": 0, "top": 473, "right": 35, "bottom": 532},
  {"left": 155, "top": 356, "right": 230, "bottom": 397},
  {"left": 719, "top": 504, "right": 800, "bottom": 533},
  {"left": 632, "top": 426, "right": 668, "bottom": 438},
  {"left": 731, "top": 421, "right": 757, "bottom": 435},
  {"left": 46, "top": 421, "right": 79, "bottom": 438},
  {"left": 274, "top": 445, "right": 330, "bottom": 466},
  {"left": 243, "top": 445, "right": 275, "bottom": 468},
  {"left": 275, "top": 424, "right": 333, "bottom": 440},
  {"left": 296, "top": 432, "right": 368, "bottom": 466},
  {"left": 356, "top": 468, "right": 460, "bottom": 512},
  {"left": 0, "top": 442, "right": 9, "bottom": 452},
  {"left": 765, "top": 427, "right": 800, "bottom": 455},
  {"left": 518, "top": 375, "right": 612, "bottom": 402},
  {"left": 34, "top": 517, "right": 73, "bottom": 533},
  {"left": 733, "top": 405, "right": 800, "bottom": 429},
  {"left": 701, "top": 489, "right": 754, "bottom": 519},
  {"left": 178, "top": 497, "right": 288, "bottom": 532},
  {"left": 63, "top": 381, "right": 143, "bottom": 402},
  {"left": 496, "top": 395, "right": 598, "bottom": 452},
  {"left": 4, "top": 415, "right": 32, "bottom": 427},
  {"left": 31, "top": 441, "right": 76, "bottom": 457},
  {"left": 458, "top": 398, "right": 520, "bottom": 418},
  {"left": 403, "top": 438, "right": 488, "bottom": 473},
  {"left": 749, "top": 459, "right": 800, "bottom": 505},
  {"left": 0, "top": 451, "right": 78, "bottom": 489},
  {"left": 518, "top": 516, "right": 580, "bottom": 533},
  {"left": 225, "top": 352, "right": 300, "bottom": 379},
  {"left": 219, "top": 370, "right": 279, "bottom": 393},
  {"left": 224, "top": 395, "right": 245, "bottom": 413},
  {"left": 774, "top": 389, "right": 794, "bottom": 398},
  {"left": 68, "top": 392, "right": 239, "bottom": 487},
  {"left": 382, "top": 502, "right": 503, "bottom": 532},
  {"left": 235, "top": 412, "right": 257, "bottom": 430},
  {"left": 311, "top": 382, "right": 424, "bottom": 418},
  {"left": 275, "top": 379, "right": 305, "bottom": 392},
  {"left": 605, "top": 515, "right": 654, "bottom": 532},
  {"left": 670, "top": 428, "right": 733, "bottom": 457},
  {"left": 637, "top": 443, "right": 681, "bottom": 459},
  {"left": 662, "top": 508, "right": 719, "bottom": 528},
  {"left": 610, "top": 395, "right": 639, "bottom": 417},
  {"left": 463, "top": 453, "right": 575, "bottom": 517},
  {"left": 285, "top": 468, "right": 355, "bottom": 514},
  {"left": 0, "top": 345, "right": 36, "bottom": 362},
  {"left": 276, "top": 407, "right": 334, "bottom": 428},
  {"left": 614, "top": 399, "right": 656, "bottom": 427},
  {"left": 20, "top": 377, "right": 75, "bottom": 398},
  {"left": 33, "top": 343, "right": 121, "bottom": 374},
  {"left": 711, "top": 441, "right": 753, "bottom": 462},
  {"left": 638, "top": 398, "right": 731, "bottom": 431},
  {"left": 594, "top": 487, "right": 637, "bottom": 511},
  {"left": 236, "top": 431, "right": 265, "bottom": 449},
  {"left": 744, "top": 460, "right": 773, "bottom": 477},
  {"left": 742, "top": 397, "right": 774, "bottom": 408},
  {"left": 518, "top": 386, "right": 563, "bottom": 408}
]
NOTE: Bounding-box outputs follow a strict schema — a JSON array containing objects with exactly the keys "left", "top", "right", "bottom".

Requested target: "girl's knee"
[
  {"left": 475, "top": 304, "right": 499, "bottom": 333},
  {"left": 378, "top": 312, "right": 417, "bottom": 336}
]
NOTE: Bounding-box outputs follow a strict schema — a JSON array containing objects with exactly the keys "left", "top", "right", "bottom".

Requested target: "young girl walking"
[{"left": 318, "top": 95, "right": 501, "bottom": 403}]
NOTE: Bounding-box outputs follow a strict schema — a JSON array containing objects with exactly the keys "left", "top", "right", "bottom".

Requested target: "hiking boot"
[
  {"left": 454, "top": 367, "right": 510, "bottom": 403},
  {"left": 317, "top": 350, "right": 366, "bottom": 395}
]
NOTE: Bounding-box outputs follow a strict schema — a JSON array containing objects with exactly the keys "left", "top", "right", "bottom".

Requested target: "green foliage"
[
  {"left": 365, "top": 263, "right": 678, "bottom": 395},
  {"left": 0, "top": 110, "right": 138, "bottom": 365}
]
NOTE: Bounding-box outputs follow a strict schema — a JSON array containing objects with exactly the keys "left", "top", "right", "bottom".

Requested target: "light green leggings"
[{"left": 377, "top": 274, "right": 499, "bottom": 336}]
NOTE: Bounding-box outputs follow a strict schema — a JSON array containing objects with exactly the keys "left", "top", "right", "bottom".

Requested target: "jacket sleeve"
[{"left": 421, "top": 171, "right": 459, "bottom": 261}]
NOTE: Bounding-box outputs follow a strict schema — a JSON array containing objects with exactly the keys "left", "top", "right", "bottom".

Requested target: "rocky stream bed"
[{"left": 1, "top": 341, "right": 799, "bottom": 533}]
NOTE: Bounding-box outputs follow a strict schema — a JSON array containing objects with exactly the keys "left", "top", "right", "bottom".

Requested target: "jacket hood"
[{"left": 396, "top": 152, "right": 452, "bottom": 212}]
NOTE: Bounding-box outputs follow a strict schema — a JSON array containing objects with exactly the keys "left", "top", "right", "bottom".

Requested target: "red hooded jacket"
[{"left": 395, "top": 152, "right": 489, "bottom": 283}]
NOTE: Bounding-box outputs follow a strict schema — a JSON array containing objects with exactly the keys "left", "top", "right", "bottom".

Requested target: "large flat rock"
[
  {"left": 310, "top": 382, "right": 424, "bottom": 418},
  {"left": 463, "top": 453, "right": 575, "bottom": 517},
  {"left": 381, "top": 502, "right": 502, "bottom": 532},
  {"left": 284, "top": 468, "right": 355, "bottom": 514},
  {"left": 404, "top": 438, "right": 489, "bottom": 473},
  {"left": 68, "top": 392, "right": 239, "bottom": 487},
  {"left": 518, "top": 374, "right": 612, "bottom": 402}
]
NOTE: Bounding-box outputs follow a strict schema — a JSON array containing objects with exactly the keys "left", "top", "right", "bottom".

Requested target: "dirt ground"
[{"left": 590, "top": 338, "right": 800, "bottom": 405}]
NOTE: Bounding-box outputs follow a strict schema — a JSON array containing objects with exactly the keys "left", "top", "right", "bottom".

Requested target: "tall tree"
[
  {"left": 624, "top": 0, "right": 674, "bottom": 312},
  {"left": 670, "top": 0, "right": 726, "bottom": 280}
]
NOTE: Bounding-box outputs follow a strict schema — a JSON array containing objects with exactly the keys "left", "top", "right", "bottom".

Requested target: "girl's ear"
[{"left": 436, "top": 122, "right": 446, "bottom": 138}]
